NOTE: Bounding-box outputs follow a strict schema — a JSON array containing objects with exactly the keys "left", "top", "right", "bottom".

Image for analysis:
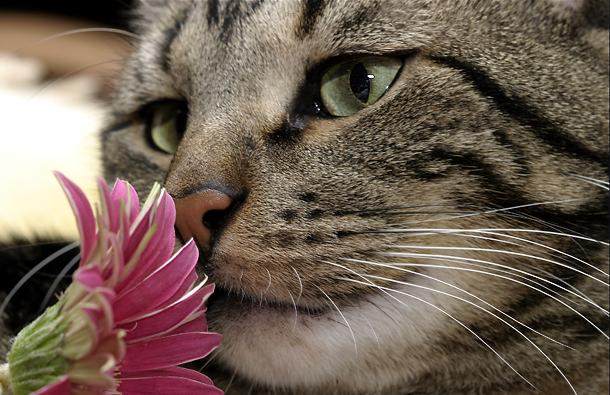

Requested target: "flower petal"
[
  {"left": 118, "top": 376, "right": 223, "bottom": 395},
  {"left": 74, "top": 265, "right": 103, "bottom": 291},
  {"left": 165, "top": 313, "right": 207, "bottom": 336},
  {"left": 124, "top": 284, "right": 213, "bottom": 342},
  {"left": 114, "top": 240, "right": 199, "bottom": 322},
  {"left": 98, "top": 178, "right": 121, "bottom": 233},
  {"left": 68, "top": 353, "right": 117, "bottom": 387},
  {"left": 163, "top": 270, "right": 198, "bottom": 307},
  {"left": 32, "top": 375, "right": 71, "bottom": 395},
  {"left": 121, "top": 366, "right": 215, "bottom": 386},
  {"left": 120, "top": 332, "right": 222, "bottom": 372},
  {"left": 118, "top": 192, "right": 176, "bottom": 292},
  {"left": 55, "top": 172, "right": 96, "bottom": 263}
]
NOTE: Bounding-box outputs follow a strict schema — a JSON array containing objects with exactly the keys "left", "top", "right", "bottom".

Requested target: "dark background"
[{"left": 1, "top": 1, "right": 134, "bottom": 28}]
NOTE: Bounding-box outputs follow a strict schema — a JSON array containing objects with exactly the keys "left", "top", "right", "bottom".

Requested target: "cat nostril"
[
  {"left": 175, "top": 189, "right": 235, "bottom": 250},
  {"left": 202, "top": 209, "right": 229, "bottom": 231}
]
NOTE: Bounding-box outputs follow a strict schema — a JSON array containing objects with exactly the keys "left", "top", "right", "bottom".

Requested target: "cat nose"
[{"left": 175, "top": 189, "right": 233, "bottom": 251}]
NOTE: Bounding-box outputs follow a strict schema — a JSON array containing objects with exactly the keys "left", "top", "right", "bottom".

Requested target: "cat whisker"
[
  {"left": 370, "top": 253, "right": 609, "bottom": 317},
  {"left": 330, "top": 268, "right": 537, "bottom": 392},
  {"left": 314, "top": 284, "right": 358, "bottom": 356},
  {"left": 568, "top": 174, "right": 609, "bottom": 190},
  {"left": 264, "top": 268, "right": 273, "bottom": 296},
  {"left": 290, "top": 265, "right": 304, "bottom": 304},
  {"left": 386, "top": 246, "right": 608, "bottom": 283},
  {"left": 29, "top": 58, "right": 126, "bottom": 102},
  {"left": 38, "top": 253, "right": 81, "bottom": 313},
  {"left": 342, "top": 258, "right": 571, "bottom": 348},
  {"left": 345, "top": 274, "right": 575, "bottom": 394},
  {"left": 288, "top": 290, "right": 299, "bottom": 330},
  {"left": 0, "top": 241, "right": 71, "bottom": 253},
  {"left": 30, "top": 27, "right": 138, "bottom": 48},
  {"left": 200, "top": 349, "right": 220, "bottom": 371},
  {"left": 395, "top": 198, "right": 586, "bottom": 226},
  {"left": 223, "top": 365, "right": 239, "bottom": 395},
  {"left": 394, "top": 232, "right": 600, "bottom": 299},
  {"left": 388, "top": 228, "right": 608, "bottom": 275},
  {"left": 347, "top": 258, "right": 609, "bottom": 338},
  {"left": 374, "top": 227, "right": 608, "bottom": 247},
  {"left": 0, "top": 242, "right": 78, "bottom": 319},
  {"left": 363, "top": 315, "right": 381, "bottom": 347}
]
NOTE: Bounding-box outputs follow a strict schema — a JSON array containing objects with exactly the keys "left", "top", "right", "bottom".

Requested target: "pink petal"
[
  {"left": 118, "top": 376, "right": 223, "bottom": 395},
  {"left": 110, "top": 179, "right": 140, "bottom": 233},
  {"left": 162, "top": 270, "right": 198, "bottom": 307},
  {"left": 55, "top": 172, "right": 97, "bottom": 263},
  {"left": 74, "top": 265, "right": 103, "bottom": 290},
  {"left": 124, "top": 181, "right": 141, "bottom": 222},
  {"left": 32, "top": 375, "right": 71, "bottom": 395},
  {"left": 114, "top": 241, "right": 199, "bottom": 322},
  {"left": 124, "top": 284, "right": 213, "bottom": 342},
  {"left": 98, "top": 178, "right": 121, "bottom": 233},
  {"left": 119, "top": 193, "right": 176, "bottom": 292},
  {"left": 120, "top": 332, "right": 222, "bottom": 372},
  {"left": 121, "top": 366, "right": 214, "bottom": 386},
  {"left": 165, "top": 313, "right": 207, "bottom": 336}
]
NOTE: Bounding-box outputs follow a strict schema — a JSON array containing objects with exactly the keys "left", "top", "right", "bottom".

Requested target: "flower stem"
[{"left": 0, "top": 363, "right": 11, "bottom": 394}]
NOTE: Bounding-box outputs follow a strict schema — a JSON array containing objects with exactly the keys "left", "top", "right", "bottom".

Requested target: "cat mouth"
[{"left": 209, "top": 284, "right": 331, "bottom": 317}]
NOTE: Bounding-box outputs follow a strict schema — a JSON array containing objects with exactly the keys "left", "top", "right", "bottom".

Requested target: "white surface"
[{"left": 0, "top": 53, "right": 102, "bottom": 241}]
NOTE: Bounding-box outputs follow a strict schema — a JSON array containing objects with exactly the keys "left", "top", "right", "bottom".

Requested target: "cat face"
[{"left": 103, "top": 0, "right": 608, "bottom": 393}]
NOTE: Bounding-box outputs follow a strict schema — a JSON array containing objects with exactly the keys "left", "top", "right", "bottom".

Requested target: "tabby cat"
[{"left": 3, "top": 0, "right": 610, "bottom": 394}]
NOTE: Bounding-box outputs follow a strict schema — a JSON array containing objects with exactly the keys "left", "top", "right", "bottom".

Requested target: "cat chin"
[{"left": 208, "top": 283, "right": 453, "bottom": 391}]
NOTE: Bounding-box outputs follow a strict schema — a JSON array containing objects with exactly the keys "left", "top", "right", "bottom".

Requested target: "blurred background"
[
  {"left": 0, "top": 1, "right": 136, "bottom": 242},
  {"left": 0, "top": 1, "right": 137, "bottom": 332}
]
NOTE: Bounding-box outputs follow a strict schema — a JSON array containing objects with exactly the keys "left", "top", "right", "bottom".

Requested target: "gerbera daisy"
[{"left": 1, "top": 173, "right": 222, "bottom": 395}]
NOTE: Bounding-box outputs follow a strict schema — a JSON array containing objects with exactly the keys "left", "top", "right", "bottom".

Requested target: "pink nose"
[{"left": 175, "top": 189, "right": 233, "bottom": 250}]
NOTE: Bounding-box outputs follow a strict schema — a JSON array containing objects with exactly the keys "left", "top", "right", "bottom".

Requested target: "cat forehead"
[{"left": 120, "top": 0, "right": 417, "bottom": 113}]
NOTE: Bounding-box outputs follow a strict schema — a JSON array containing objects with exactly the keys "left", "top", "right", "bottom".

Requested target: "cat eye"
[
  {"left": 320, "top": 56, "right": 402, "bottom": 117},
  {"left": 144, "top": 101, "right": 188, "bottom": 154}
]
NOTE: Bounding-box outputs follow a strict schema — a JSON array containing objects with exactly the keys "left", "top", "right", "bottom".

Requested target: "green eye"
[
  {"left": 146, "top": 101, "right": 187, "bottom": 154},
  {"left": 320, "top": 56, "right": 402, "bottom": 117}
]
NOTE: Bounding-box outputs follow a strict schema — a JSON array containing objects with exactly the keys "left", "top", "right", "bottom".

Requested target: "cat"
[{"left": 3, "top": 0, "right": 609, "bottom": 393}]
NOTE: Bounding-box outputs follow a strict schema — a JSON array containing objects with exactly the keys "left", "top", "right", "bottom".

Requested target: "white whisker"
[
  {"left": 38, "top": 254, "right": 81, "bottom": 312},
  {"left": 288, "top": 290, "right": 299, "bottom": 330},
  {"left": 0, "top": 242, "right": 78, "bottom": 318},
  {"left": 314, "top": 285, "right": 358, "bottom": 356},
  {"left": 333, "top": 272, "right": 536, "bottom": 391},
  {"left": 264, "top": 268, "right": 273, "bottom": 296},
  {"left": 290, "top": 265, "right": 304, "bottom": 304},
  {"left": 395, "top": 231, "right": 599, "bottom": 301},
  {"left": 378, "top": 227, "right": 609, "bottom": 247},
  {"left": 397, "top": 198, "right": 585, "bottom": 226},
  {"left": 388, "top": 246, "right": 608, "bottom": 284},
  {"left": 351, "top": 274, "right": 576, "bottom": 394},
  {"left": 32, "top": 28, "right": 138, "bottom": 46},
  {"left": 363, "top": 315, "right": 381, "bottom": 347},
  {"left": 392, "top": 228, "right": 609, "bottom": 276},
  {"left": 347, "top": 257, "right": 608, "bottom": 338},
  {"left": 342, "top": 259, "right": 571, "bottom": 348},
  {"left": 569, "top": 174, "right": 609, "bottom": 190},
  {"left": 373, "top": 254, "right": 609, "bottom": 316}
]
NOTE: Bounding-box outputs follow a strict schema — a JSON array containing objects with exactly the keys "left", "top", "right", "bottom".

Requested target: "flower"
[{"left": 3, "top": 173, "right": 222, "bottom": 395}]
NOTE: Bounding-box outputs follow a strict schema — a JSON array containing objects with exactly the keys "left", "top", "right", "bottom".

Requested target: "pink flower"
[{"left": 4, "top": 174, "right": 222, "bottom": 395}]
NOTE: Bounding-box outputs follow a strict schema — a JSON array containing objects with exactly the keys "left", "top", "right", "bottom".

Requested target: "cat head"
[{"left": 103, "top": 1, "right": 608, "bottom": 392}]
